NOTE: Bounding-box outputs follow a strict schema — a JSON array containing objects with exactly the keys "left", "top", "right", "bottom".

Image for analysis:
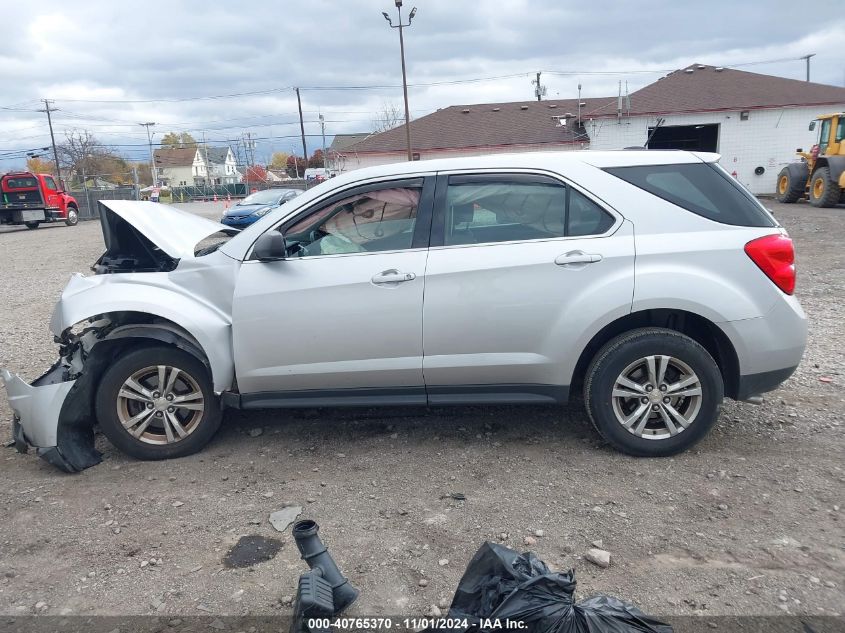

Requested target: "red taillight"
[{"left": 744, "top": 234, "right": 795, "bottom": 295}]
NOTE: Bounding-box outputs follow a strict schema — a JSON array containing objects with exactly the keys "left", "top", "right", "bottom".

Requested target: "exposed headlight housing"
[{"left": 252, "top": 207, "right": 272, "bottom": 217}]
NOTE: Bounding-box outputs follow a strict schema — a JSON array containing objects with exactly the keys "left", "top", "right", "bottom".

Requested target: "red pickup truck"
[{"left": 0, "top": 172, "right": 79, "bottom": 229}]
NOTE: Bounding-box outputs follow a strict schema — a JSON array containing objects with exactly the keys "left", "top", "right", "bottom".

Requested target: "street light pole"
[
  {"left": 139, "top": 122, "right": 156, "bottom": 185},
  {"left": 383, "top": 1, "right": 417, "bottom": 161}
]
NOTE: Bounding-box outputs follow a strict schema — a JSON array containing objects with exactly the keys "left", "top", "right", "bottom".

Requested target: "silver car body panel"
[
  {"left": 0, "top": 369, "right": 75, "bottom": 447},
  {"left": 422, "top": 220, "right": 636, "bottom": 387},
  {"left": 233, "top": 249, "right": 429, "bottom": 393},
  {"left": 48, "top": 250, "right": 240, "bottom": 392},
  {"left": 96, "top": 199, "right": 230, "bottom": 259}
]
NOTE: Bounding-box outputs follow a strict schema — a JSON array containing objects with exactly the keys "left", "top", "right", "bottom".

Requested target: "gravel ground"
[{"left": 0, "top": 200, "right": 842, "bottom": 623}]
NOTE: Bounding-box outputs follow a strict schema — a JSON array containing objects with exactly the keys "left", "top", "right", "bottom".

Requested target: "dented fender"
[{"left": 49, "top": 257, "right": 238, "bottom": 392}]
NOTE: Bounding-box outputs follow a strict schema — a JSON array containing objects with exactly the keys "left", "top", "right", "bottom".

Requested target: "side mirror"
[
  {"left": 253, "top": 232, "right": 287, "bottom": 261},
  {"left": 809, "top": 121, "right": 816, "bottom": 131}
]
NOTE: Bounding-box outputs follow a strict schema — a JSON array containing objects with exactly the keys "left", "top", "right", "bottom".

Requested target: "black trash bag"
[{"left": 443, "top": 542, "right": 672, "bottom": 633}]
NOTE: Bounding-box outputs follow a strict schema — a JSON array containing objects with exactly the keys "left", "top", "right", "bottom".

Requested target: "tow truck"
[{"left": 0, "top": 172, "right": 79, "bottom": 229}]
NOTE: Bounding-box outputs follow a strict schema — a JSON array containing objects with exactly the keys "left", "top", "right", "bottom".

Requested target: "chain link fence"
[{"left": 69, "top": 186, "right": 138, "bottom": 220}]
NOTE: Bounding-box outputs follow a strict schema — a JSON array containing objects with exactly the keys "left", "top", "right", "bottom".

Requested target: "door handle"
[
  {"left": 554, "top": 251, "right": 603, "bottom": 266},
  {"left": 372, "top": 269, "right": 416, "bottom": 284}
]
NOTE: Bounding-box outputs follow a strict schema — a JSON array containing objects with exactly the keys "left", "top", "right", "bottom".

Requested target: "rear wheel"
[
  {"left": 95, "top": 345, "right": 222, "bottom": 461},
  {"left": 775, "top": 165, "right": 806, "bottom": 203},
  {"left": 25, "top": 222, "right": 40, "bottom": 230},
  {"left": 809, "top": 167, "right": 841, "bottom": 208},
  {"left": 584, "top": 328, "right": 724, "bottom": 457},
  {"left": 65, "top": 206, "right": 79, "bottom": 226}
]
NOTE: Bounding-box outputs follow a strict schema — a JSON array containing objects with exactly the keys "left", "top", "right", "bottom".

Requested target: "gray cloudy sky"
[{"left": 1, "top": 1, "right": 844, "bottom": 168}]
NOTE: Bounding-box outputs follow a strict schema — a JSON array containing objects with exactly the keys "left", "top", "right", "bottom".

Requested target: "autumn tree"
[
  {"left": 372, "top": 101, "right": 404, "bottom": 133},
  {"left": 244, "top": 165, "right": 268, "bottom": 183},
  {"left": 25, "top": 156, "right": 56, "bottom": 175},
  {"left": 160, "top": 131, "right": 198, "bottom": 149},
  {"left": 134, "top": 162, "right": 154, "bottom": 187},
  {"left": 286, "top": 154, "right": 305, "bottom": 178},
  {"left": 307, "top": 149, "right": 324, "bottom": 169},
  {"left": 268, "top": 151, "right": 290, "bottom": 170}
]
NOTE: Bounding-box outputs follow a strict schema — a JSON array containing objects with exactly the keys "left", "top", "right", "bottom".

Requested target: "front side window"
[
  {"left": 284, "top": 184, "right": 421, "bottom": 257},
  {"left": 835, "top": 118, "right": 845, "bottom": 143},
  {"left": 44, "top": 176, "right": 58, "bottom": 191},
  {"left": 442, "top": 177, "right": 613, "bottom": 246}
]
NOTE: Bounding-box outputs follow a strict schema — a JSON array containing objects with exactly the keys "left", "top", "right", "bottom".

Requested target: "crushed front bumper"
[{"left": 1, "top": 362, "right": 101, "bottom": 473}]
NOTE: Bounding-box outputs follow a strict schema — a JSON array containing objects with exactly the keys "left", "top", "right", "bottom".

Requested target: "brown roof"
[
  {"left": 350, "top": 64, "right": 845, "bottom": 154},
  {"left": 619, "top": 64, "right": 845, "bottom": 117},
  {"left": 153, "top": 148, "right": 198, "bottom": 167},
  {"left": 330, "top": 133, "right": 373, "bottom": 152},
  {"left": 347, "top": 97, "right": 611, "bottom": 153}
]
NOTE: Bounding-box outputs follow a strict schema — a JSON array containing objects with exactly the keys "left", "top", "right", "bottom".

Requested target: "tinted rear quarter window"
[{"left": 605, "top": 163, "right": 775, "bottom": 227}]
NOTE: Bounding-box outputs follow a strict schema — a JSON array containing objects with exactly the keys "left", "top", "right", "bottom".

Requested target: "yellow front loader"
[{"left": 776, "top": 112, "right": 845, "bottom": 207}]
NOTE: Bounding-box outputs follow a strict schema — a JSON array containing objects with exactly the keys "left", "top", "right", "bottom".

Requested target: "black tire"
[
  {"left": 95, "top": 345, "right": 222, "bottom": 461},
  {"left": 808, "top": 166, "right": 841, "bottom": 208},
  {"left": 25, "top": 222, "right": 40, "bottom": 230},
  {"left": 583, "top": 328, "right": 724, "bottom": 457},
  {"left": 65, "top": 205, "right": 79, "bottom": 226},
  {"left": 775, "top": 165, "right": 806, "bottom": 203}
]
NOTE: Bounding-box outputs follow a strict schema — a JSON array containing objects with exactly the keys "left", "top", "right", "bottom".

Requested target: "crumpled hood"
[{"left": 98, "top": 200, "right": 229, "bottom": 259}]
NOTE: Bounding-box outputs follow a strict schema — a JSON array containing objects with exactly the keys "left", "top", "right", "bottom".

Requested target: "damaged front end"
[
  {"left": 2, "top": 200, "right": 238, "bottom": 473},
  {"left": 1, "top": 319, "right": 113, "bottom": 472}
]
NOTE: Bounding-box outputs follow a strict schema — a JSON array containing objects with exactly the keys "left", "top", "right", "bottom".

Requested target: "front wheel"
[
  {"left": 584, "top": 328, "right": 723, "bottom": 457},
  {"left": 65, "top": 206, "right": 79, "bottom": 226},
  {"left": 809, "top": 167, "right": 841, "bottom": 208},
  {"left": 775, "top": 165, "right": 806, "bottom": 203},
  {"left": 95, "top": 345, "right": 222, "bottom": 461}
]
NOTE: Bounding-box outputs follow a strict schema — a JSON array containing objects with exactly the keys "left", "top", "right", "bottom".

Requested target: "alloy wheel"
[
  {"left": 116, "top": 365, "right": 205, "bottom": 445},
  {"left": 611, "top": 355, "right": 702, "bottom": 440}
]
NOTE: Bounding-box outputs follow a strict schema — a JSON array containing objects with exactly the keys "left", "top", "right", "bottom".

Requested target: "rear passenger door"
[{"left": 422, "top": 171, "right": 635, "bottom": 403}]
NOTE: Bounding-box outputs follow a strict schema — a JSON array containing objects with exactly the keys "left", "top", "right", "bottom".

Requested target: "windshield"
[{"left": 239, "top": 190, "right": 283, "bottom": 206}]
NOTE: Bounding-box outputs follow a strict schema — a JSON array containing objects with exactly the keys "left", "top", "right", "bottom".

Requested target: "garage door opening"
[{"left": 647, "top": 123, "right": 719, "bottom": 152}]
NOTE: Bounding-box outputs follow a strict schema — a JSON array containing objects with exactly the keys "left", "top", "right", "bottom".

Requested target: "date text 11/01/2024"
[{"left": 307, "top": 618, "right": 528, "bottom": 630}]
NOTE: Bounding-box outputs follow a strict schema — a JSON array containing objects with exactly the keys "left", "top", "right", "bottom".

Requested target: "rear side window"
[
  {"left": 442, "top": 175, "right": 615, "bottom": 246},
  {"left": 605, "top": 163, "right": 775, "bottom": 227}
]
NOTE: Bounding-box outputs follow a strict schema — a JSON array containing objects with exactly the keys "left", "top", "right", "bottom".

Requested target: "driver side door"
[{"left": 232, "top": 176, "right": 434, "bottom": 404}]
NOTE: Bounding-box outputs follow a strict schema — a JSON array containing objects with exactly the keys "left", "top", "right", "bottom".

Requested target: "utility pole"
[
  {"left": 532, "top": 72, "right": 546, "bottom": 101},
  {"left": 295, "top": 88, "right": 308, "bottom": 163},
  {"left": 139, "top": 122, "right": 156, "bottom": 185},
  {"left": 40, "top": 100, "right": 63, "bottom": 185},
  {"left": 801, "top": 53, "right": 816, "bottom": 82},
  {"left": 382, "top": 2, "right": 417, "bottom": 161},
  {"left": 319, "top": 114, "right": 327, "bottom": 174}
]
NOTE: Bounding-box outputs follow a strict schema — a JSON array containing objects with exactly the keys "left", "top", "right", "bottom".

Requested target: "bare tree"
[
  {"left": 58, "top": 129, "right": 130, "bottom": 185},
  {"left": 372, "top": 101, "right": 405, "bottom": 133}
]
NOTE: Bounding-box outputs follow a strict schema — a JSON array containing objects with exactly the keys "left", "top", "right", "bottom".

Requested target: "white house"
[
  {"left": 204, "top": 147, "right": 240, "bottom": 185},
  {"left": 153, "top": 148, "right": 208, "bottom": 187},
  {"left": 343, "top": 65, "right": 845, "bottom": 194}
]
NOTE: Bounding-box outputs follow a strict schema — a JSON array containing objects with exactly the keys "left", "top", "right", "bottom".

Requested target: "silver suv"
[{"left": 1, "top": 151, "right": 806, "bottom": 472}]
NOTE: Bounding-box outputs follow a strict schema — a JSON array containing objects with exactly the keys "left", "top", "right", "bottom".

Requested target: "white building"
[
  {"left": 204, "top": 147, "right": 240, "bottom": 185},
  {"left": 344, "top": 65, "right": 845, "bottom": 194},
  {"left": 153, "top": 148, "right": 207, "bottom": 187}
]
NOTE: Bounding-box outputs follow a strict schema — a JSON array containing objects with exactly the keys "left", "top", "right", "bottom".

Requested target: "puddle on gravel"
[{"left": 223, "top": 535, "right": 284, "bottom": 568}]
